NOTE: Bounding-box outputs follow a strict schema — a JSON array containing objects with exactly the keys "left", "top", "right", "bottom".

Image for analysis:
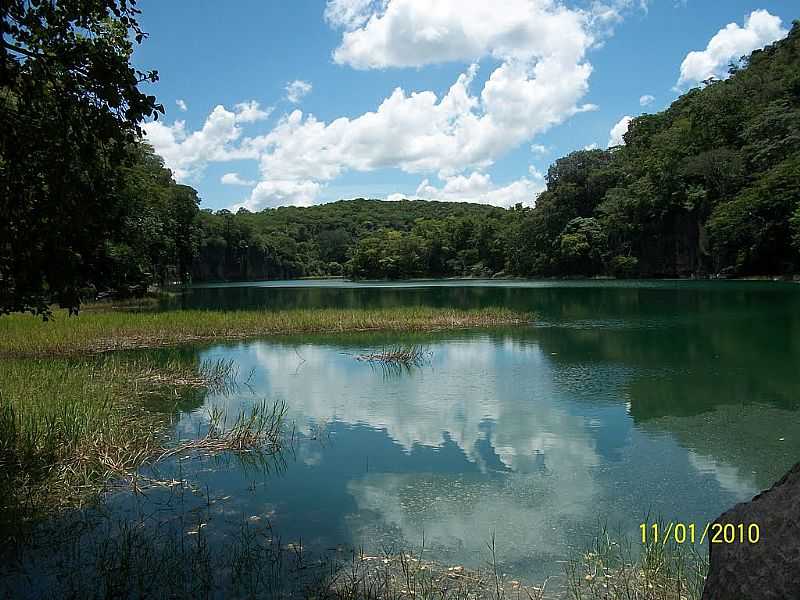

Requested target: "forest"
[
  {"left": 2, "top": 8, "right": 799, "bottom": 314},
  {"left": 191, "top": 21, "right": 800, "bottom": 283}
]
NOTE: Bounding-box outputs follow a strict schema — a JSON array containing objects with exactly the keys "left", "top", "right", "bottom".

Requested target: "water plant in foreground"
[
  {"left": 0, "top": 356, "right": 241, "bottom": 527},
  {"left": 0, "top": 504, "right": 709, "bottom": 600},
  {"left": 564, "top": 521, "right": 708, "bottom": 600},
  {"left": 0, "top": 506, "right": 551, "bottom": 600}
]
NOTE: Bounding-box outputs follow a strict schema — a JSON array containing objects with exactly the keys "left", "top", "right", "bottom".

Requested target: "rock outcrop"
[{"left": 702, "top": 462, "right": 800, "bottom": 599}]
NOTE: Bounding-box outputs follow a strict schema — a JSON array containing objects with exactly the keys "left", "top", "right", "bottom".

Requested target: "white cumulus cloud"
[
  {"left": 589, "top": 0, "right": 649, "bottom": 37},
  {"left": 234, "top": 101, "right": 273, "bottom": 123},
  {"left": 324, "top": 0, "right": 382, "bottom": 30},
  {"left": 413, "top": 169, "right": 545, "bottom": 208},
  {"left": 530, "top": 144, "right": 549, "bottom": 156},
  {"left": 677, "top": 10, "right": 786, "bottom": 87},
  {"left": 143, "top": 102, "right": 272, "bottom": 181},
  {"left": 175, "top": 99, "right": 188, "bottom": 112},
  {"left": 286, "top": 80, "right": 313, "bottom": 104},
  {"left": 143, "top": 106, "right": 247, "bottom": 181},
  {"left": 237, "top": 180, "right": 323, "bottom": 211},
  {"left": 639, "top": 94, "right": 655, "bottom": 106},
  {"left": 607, "top": 115, "right": 632, "bottom": 147},
  {"left": 147, "top": 1, "right": 642, "bottom": 209},
  {"left": 221, "top": 173, "right": 256, "bottom": 186},
  {"left": 232, "top": 0, "right": 605, "bottom": 213},
  {"left": 330, "top": 0, "right": 593, "bottom": 70}
]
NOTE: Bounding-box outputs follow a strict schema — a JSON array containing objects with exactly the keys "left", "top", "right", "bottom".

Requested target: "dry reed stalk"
[{"left": 355, "top": 345, "right": 432, "bottom": 366}]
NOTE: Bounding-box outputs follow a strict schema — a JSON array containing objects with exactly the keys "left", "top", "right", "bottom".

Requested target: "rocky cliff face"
[{"left": 702, "top": 462, "right": 800, "bottom": 599}]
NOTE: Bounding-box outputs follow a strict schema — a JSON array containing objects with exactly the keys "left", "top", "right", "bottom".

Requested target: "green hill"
[
  {"left": 510, "top": 20, "right": 800, "bottom": 278},
  {"left": 190, "top": 22, "right": 800, "bottom": 281}
]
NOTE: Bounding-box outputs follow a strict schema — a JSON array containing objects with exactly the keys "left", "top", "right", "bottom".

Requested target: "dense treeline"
[
  {"left": 189, "top": 22, "right": 800, "bottom": 282},
  {"left": 3, "top": 11, "right": 799, "bottom": 313},
  {"left": 1, "top": 0, "right": 164, "bottom": 315},
  {"left": 193, "top": 200, "right": 513, "bottom": 281},
  {"left": 103, "top": 145, "right": 200, "bottom": 292},
  {"left": 514, "top": 20, "right": 800, "bottom": 278}
]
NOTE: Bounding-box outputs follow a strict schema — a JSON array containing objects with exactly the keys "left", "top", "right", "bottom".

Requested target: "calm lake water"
[
  {"left": 161, "top": 281, "right": 800, "bottom": 574},
  {"left": 14, "top": 280, "right": 800, "bottom": 592}
]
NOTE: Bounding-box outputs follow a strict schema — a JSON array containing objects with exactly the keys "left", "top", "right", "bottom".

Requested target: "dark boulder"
[{"left": 702, "top": 462, "right": 800, "bottom": 599}]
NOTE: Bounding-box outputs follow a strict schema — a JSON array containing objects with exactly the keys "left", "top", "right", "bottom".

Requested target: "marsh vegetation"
[
  {"left": 0, "top": 307, "right": 530, "bottom": 357},
  {"left": 0, "top": 496, "right": 706, "bottom": 600},
  {"left": 0, "top": 351, "right": 288, "bottom": 532},
  {"left": 565, "top": 523, "right": 707, "bottom": 600},
  {"left": 0, "top": 298, "right": 714, "bottom": 599}
]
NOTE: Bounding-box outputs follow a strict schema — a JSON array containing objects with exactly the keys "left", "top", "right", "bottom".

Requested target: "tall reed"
[
  {"left": 0, "top": 307, "right": 531, "bottom": 357},
  {"left": 0, "top": 356, "right": 237, "bottom": 518}
]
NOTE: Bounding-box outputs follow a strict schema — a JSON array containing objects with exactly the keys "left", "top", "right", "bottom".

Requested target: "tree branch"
[{"left": 2, "top": 41, "right": 45, "bottom": 60}]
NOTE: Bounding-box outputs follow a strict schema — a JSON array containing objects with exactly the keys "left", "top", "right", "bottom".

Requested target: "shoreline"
[
  {"left": 0, "top": 306, "right": 532, "bottom": 359},
  {"left": 186, "top": 274, "right": 800, "bottom": 285}
]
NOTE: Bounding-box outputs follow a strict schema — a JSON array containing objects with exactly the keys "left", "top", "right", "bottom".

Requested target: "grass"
[
  {"left": 0, "top": 355, "right": 246, "bottom": 529},
  {"left": 0, "top": 304, "right": 529, "bottom": 527},
  {"left": 353, "top": 344, "right": 434, "bottom": 377},
  {"left": 355, "top": 345, "right": 433, "bottom": 366},
  {"left": 0, "top": 509, "right": 707, "bottom": 599},
  {"left": 564, "top": 522, "right": 707, "bottom": 600},
  {"left": 0, "top": 306, "right": 532, "bottom": 358},
  {"left": 158, "top": 399, "right": 288, "bottom": 461},
  {"left": 0, "top": 511, "right": 551, "bottom": 600}
]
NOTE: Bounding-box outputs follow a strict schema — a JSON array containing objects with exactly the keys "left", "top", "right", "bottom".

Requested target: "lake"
[{"left": 10, "top": 279, "right": 800, "bottom": 594}]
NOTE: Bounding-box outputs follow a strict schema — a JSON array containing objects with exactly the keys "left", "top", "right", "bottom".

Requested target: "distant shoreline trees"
[
  {"left": 188, "top": 23, "right": 800, "bottom": 284},
  {"left": 2, "top": 9, "right": 799, "bottom": 316}
]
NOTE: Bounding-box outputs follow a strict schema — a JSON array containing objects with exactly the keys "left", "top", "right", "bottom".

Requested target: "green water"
[
  {"left": 9, "top": 279, "right": 800, "bottom": 594},
  {"left": 165, "top": 280, "right": 800, "bottom": 575}
]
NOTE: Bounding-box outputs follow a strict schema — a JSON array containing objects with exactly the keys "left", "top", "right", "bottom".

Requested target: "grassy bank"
[
  {"left": 0, "top": 307, "right": 531, "bottom": 357},
  {"left": 0, "top": 354, "right": 247, "bottom": 528}
]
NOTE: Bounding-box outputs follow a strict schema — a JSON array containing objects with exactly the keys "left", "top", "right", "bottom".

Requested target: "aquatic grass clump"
[
  {"left": 353, "top": 345, "right": 434, "bottom": 377},
  {"left": 133, "top": 357, "right": 239, "bottom": 393},
  {"left": 565, "top": 521, "right": 708, "bottom": 600},
  {"left": 355, "top": 345, "right": 433, "bottom": 366},
  {"left": 0, "top": 356, "right": 240, "bottom": 519},
  {"left": 159, "top": 399, "right": 289, "bottom": 460},
  {"left": 0, "top": 306, "right": 532, "bottom": 358}
]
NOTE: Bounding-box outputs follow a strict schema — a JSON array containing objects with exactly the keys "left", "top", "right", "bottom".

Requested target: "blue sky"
[{"left": 134, "top": 1, "right": 795, "bottom": 211}]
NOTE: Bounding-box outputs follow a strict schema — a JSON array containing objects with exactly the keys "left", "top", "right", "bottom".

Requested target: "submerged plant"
[{"left": 0, "top": 506, "right": 553, "bottom": 600}]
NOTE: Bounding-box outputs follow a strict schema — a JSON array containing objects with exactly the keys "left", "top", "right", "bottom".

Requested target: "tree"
[
  {"left": 708, "top": 156, "right": 800, "bottom": 274},
  {"left": 1, "top": 0, "right": 163, "bottom": 316},
  {"left": 557, "top": 217, "right": 606, "bottom": 275},
  {"left": 102, "top": 144, "right": 199, "bottom": 292}
]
